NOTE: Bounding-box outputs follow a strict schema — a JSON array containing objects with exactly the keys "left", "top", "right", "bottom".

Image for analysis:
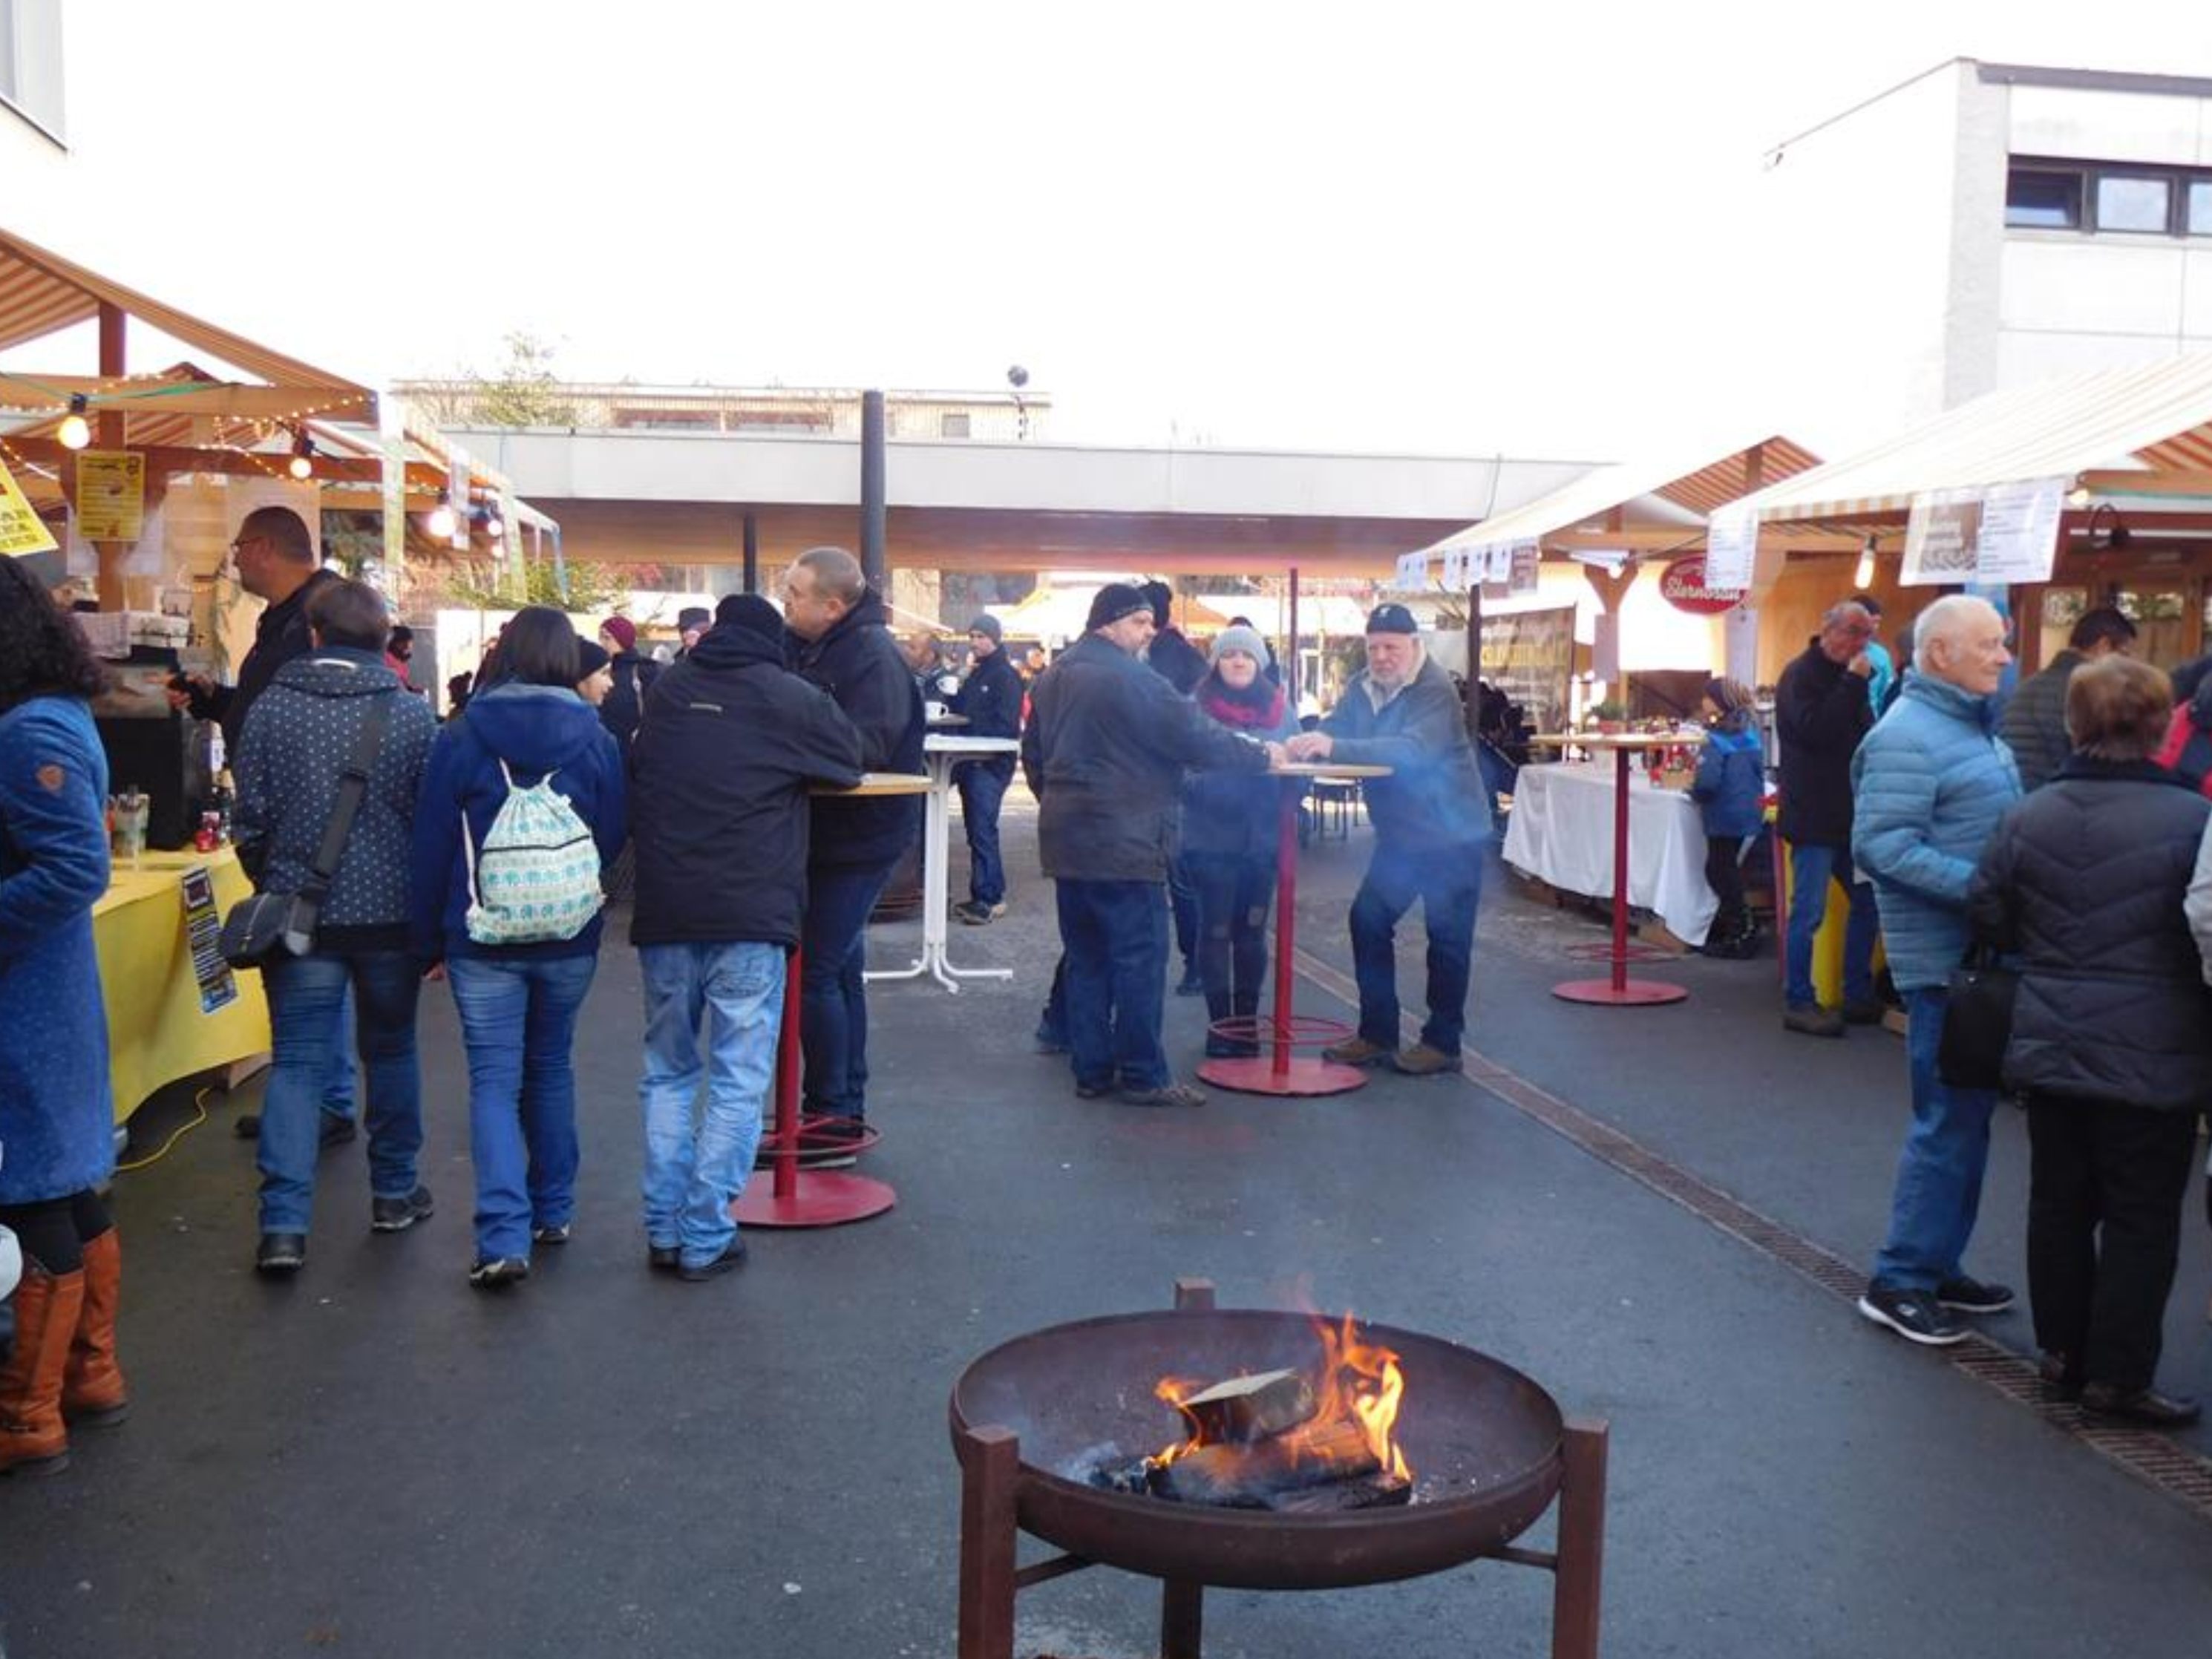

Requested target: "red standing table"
[
  {"left": 1546, "top": 732, "right": 1705, "bottom": 1007},
  {"left": 735, "top": 772, "right": 929, "bottom": 1228},
  {"left": 1200, "top": 762, "right": 1391, "bottom": 1097}
]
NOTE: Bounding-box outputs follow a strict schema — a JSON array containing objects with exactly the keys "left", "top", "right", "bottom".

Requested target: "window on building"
[
  {"left": 940, "top": 412, "right": 972, "bottom": 439},
  {"left": 2005, "top": 168, "right": 2082, "bottom": 230},
  {"left": 2095, "top": 174, "right": 2172, "bottom": 234},
  {"left": 2190, "top": 180, "right": 2212, "bottom": 237}
]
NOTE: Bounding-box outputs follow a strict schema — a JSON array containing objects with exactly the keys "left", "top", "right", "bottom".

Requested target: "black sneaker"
[
  {"left": 370, "top": 1185, "right": 434, "bottom": 1233},
  {"left": 955, "top": 900, "right": 1006, "bottom": 925},
  {"left": 254, "top": 1232, "right": 307, "bottom": 1275},
  {"left": 531, "top": 1222, "right": 572, "bottom": 1246},
  {"left": 798, "top": 1118, "right": 869, "bottom": 1171},
  {"left": 468, "top": 1257, "right": 529, "bottom": 1290},
  {"left": 647, "top": 1243, "right": 681, "bottom": 1274},
  {"left": 1856, "top": 1284, "right": 1967, "bottom": 1346},
  {"left": 678, "top": 1237, "right": 748, "bottom": 1281},
  {"left": 1935, "top": 1274, "right": 2014, "bottom": 1314},
  {"left": 2080, "top": 1383, "right": 2202, "bottom": 1427}
]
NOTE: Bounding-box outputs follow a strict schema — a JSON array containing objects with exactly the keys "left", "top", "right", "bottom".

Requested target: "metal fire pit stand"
[
  {"left": 734, "top": 774, "right": 925, "bottom": 1228},
  {"left": 953, "top": 1280, "right": 1609, "bottom": 1659},
  {"left": 1199, "top": 765, "right": 1392, "bottom": 1098}
]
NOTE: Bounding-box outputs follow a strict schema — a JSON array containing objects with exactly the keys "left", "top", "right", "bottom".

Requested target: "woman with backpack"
[
  {"left": 1692, "top": 677, "right": 1766, "bottom": 959},
  {"left": 410, "top": 609, "right": 626, "bottom": 1289}
]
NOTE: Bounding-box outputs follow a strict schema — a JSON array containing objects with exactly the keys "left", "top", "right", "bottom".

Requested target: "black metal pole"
[
  {"left": 742, "top": 511, "right": 759, "bottom": 595},
  {"left": 861, "top": 390, "right": 888, "bottom": 592}
]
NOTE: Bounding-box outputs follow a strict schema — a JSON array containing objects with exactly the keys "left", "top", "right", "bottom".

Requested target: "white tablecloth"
[{"left": 1502, "top": 761, "right": 1718, "bottom": 946}]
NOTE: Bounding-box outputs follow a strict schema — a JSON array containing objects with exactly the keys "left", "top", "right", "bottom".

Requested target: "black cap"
[
  {"left": 1366, "top": 603, "right": 1419, "bottom": 635},
  {"left": 678, "top": 606, "right": 712, "bottom": 632},
  {"left": 575, "top": 640, "right": 610, "bottom": 678},
  {"left": 715, "top": 592, "right": 784, "bottom": 643},
  {"left": 1087, "top": 583, "right": 1152, "bottom": 632}
]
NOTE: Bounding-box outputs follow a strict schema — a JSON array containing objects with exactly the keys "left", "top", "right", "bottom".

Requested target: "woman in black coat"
[{"left": 1968, "top": 655, "right": 2212, "bottom": 1427}]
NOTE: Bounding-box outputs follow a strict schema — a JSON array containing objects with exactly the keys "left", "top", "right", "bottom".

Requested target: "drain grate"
[{"left": 1291, "top": 947, "right": 2212, "bottom": 1522}]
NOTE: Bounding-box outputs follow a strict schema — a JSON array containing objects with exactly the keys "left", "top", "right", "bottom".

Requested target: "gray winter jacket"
[{"left": 1318, "top": 658, "right": 1491, "bottom": 851}]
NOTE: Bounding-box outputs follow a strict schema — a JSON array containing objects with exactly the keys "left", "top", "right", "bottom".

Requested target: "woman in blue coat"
[
  {"left": 0, "top": 560, "right": 125, "bottom": 1475},
  {"left": 1182, "top": 626, "right": 1301, "bottom": 1058},
  {"left": 1692, "top": 677, "right": 1766, "bottom": 958},
  {"left": 410, "top": 609, "right": 627, "bottom": 1289}
]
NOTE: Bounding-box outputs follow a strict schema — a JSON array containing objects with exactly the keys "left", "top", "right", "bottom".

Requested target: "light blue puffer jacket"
[{"left": 1850, "top": 675, "right": 2022, "bottom": 991}]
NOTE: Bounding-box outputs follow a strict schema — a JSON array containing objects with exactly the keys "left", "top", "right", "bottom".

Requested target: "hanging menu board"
[
  {"left": 1703, "top": 505, "right": 1758, "bottom": 592},
  {"left": 1902, "top": 477, "right": 2064, "bottom": 586},
  {"left": 74, "top": 451, "right": 146, "bottom": 541}
]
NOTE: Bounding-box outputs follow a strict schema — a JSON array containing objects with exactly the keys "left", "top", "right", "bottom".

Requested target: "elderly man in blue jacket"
[
  {"left": 1851, "top": 594, "right": 2023, "bottom": 1346},
  {"left": 1287, "top": 603, "right": 1493, "bottom": 1076}
]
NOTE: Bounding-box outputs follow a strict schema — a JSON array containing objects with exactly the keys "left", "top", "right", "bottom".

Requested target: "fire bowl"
[{"left": 949, "top": 1309, "right": 1564, "bottom": 1590}]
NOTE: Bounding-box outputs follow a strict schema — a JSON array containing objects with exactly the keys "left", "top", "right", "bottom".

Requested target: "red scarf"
[{"left": 1200, "top": 678, "right": 1286, "bottom": 730}]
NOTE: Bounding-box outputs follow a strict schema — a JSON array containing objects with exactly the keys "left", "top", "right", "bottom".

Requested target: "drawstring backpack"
[{"left": 462, "top": 759, "right": 603, "bottom": 945}]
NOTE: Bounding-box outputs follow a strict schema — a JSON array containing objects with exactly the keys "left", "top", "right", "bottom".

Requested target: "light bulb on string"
[
  {"left": 425, "top": 490, "right": 457, "bottom": 540},
  {"left": 1853, "top": 535, "right": 1876, "bottom": 591},
  {"left": 288, "top": 431, "right": 315, "bottom": 480},
  {"left": 56, "top": 394, "right": 91, "bottom": 451}
]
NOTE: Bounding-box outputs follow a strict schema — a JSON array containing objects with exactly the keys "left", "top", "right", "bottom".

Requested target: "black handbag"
[
  {"left": 1937, "top": 942, "right": 2018, "bottom": 1090},
  {"left": 218, "top": 697, "right": 392, "bottom": 970}
]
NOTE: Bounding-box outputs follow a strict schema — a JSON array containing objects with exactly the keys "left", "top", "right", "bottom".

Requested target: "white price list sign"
[
  {"left": 1972, "top": 477, "right": 2067, "bottom": 584},
  {"left": 1703, "top": 505, "right": 1758, "bottom": 592}
]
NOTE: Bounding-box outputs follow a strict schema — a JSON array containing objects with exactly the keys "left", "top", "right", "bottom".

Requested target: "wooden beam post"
[{"left": 93, "top": 302, "right": 128, "bottom": 610}]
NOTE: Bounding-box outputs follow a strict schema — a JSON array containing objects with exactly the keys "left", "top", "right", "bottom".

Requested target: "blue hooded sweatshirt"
[{"left": 409, "top": 682, "right": 628, "bottom": 963}]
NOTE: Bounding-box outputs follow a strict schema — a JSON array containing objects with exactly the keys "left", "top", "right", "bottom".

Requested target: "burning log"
[
  {"left": 1153, "top": 1417, "right": 1379, "bottom": 1508},
  {"left": 1175, "top": 1368, "right": 1318, "bottom": 1444},
  {"left": 1268, "top": 1473, "right": 1414, "bottom": 1514}
]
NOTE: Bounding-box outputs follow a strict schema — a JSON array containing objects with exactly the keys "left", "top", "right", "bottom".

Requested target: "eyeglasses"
[{"left": 228, "top": 534, "right": 266, "bottom": 554}]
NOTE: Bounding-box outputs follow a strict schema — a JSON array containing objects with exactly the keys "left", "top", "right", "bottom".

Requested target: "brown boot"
[
  {"left": 63, "top": 1228, "right": 129, "bottom": 1427},
  {"left": 1, "top": 1267, "right": 85, "bottom": 1477}
]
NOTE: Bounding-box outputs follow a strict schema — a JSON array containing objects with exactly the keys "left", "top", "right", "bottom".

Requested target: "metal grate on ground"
[{"left": 1291, "top": 946, "right": 2212, "bottom": 1522}]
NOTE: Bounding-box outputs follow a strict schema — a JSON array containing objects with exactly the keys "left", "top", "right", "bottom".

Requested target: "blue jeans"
[
  {"left": 1871, "top": 986, "right": 1999, "bottom": 1292},
  {"left": 956, "top": 762, "right": 1011, "bottom": 907},
  {"left": 258, "top": 949, "right": 423, "bottom": 1234},
  {"left": 1349, "top": 842, "right": 1482, "bottom": 1053},
  {"left": 638, "top": 942, "right": 785, "bottom": 1271},
  {"left": 320, "top": 982, "right": 357, "bottom": 1123},
  {"left": 1056, "top": 878, "right": 1171, "bottom": 1092},
  {"left": 1785, "top": 843, "right": 1878, "bottom": 1008},
  {"left": 447, "top": 953, "right": 598, "bottom": 1263},
  {"left": 800, "top": 858, "right": 897, "bottom": 1122}
]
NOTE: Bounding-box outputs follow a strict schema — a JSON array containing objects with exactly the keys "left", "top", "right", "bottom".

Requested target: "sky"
[{"left": 9, "top": 0, "right": 2211, "bottom": 463}]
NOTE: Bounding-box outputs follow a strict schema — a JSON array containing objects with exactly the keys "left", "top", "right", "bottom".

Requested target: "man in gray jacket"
[
  {"left": 1998, "top": 606, "right": 2135, "bottom": 791},
  {"left": 1021, "top": 583, "right": 1283, "bottom": 1108},
  {"left": 1287, "top": 604, "right": 1492, "bottom": 1076}
]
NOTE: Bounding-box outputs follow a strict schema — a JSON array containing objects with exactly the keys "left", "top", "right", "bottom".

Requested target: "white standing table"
[{"left": 866, "top": 733, "right": 1021, "bottom": 992}]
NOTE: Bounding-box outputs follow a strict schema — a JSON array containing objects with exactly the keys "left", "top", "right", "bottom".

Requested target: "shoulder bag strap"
[{"left": 298, "top": 694, "right": 393, "bottom": 906}]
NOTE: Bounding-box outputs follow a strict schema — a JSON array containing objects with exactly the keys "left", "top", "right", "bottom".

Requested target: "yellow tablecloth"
[{"left": 93, "top": 847, "right": 270, "bottom": 1123}]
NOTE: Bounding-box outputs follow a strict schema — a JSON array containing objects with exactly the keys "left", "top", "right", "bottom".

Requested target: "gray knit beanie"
[{"left": 1208, "top": 624, "right": 1270, "bottom": 667}]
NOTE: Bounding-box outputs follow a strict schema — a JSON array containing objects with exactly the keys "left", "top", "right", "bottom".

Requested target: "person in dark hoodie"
[
  {"left": 949, "top": 613, "right": 1024, "bottom": 924},
  {"left": 410, "top": 608, "right": 628, "bottom": 1289},
  {"left": 232, "top": 579, "right": 438, "bottom": 1277},
  {"left": 780, "top": 548, "right": 926, "bottom": 1165},
  {"left": 629, "top": 595, "right": 863, "bottom": 1279},
  {"left": 594, "top": 616, "right": 658, "bottom": 753}
]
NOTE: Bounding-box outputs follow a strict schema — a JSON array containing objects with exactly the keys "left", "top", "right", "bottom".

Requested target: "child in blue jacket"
[{"left": 1692, "top": 677, "right": 1766, "bottom": 958}]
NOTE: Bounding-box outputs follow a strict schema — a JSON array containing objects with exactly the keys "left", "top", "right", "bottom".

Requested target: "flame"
[
  {"left": 1312, "top": 1312, "right": 1410, "bottom": 1481},
  {"left": 1151, "top": 1374, "right": 1208, "bottom": 1467}
]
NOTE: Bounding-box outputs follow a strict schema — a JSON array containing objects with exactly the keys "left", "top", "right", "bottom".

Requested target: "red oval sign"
[{"left": 1658, "top": 554, "right": 1742, "bottom": 616}]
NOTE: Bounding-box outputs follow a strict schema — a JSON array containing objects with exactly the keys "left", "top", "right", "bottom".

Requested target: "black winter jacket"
[
  {"left": 629, "top": 624, "right": 865, "bottom": 949},
  {"left": 1775, "top": 638, "right": 1872, "bottom": 848},
  {"left": 598, "top": 649, "right": 658, "bottom": 755},
  {"left": 1021, "top": 632, "right": 1273, "bottom": 882},
  {"left": 950, "top": 647, "right": 1023, "bottom": 779},
  {"left": 189, "top": 568, "right": 344, "bottom": 753},
  {"left": 1317, "top": 658, "right": 1491, "bottom": 851},
  {"left": 1968, "top": 757, "right": 2212, "bottom": 1111},
  {"left": 1997, "top": 649, "right": 2084, "bottom": 793},
  {"left": 1148, "top": 627, "right": 1209, "bottom": 696},
  {"left": 786, "top": 591, "right": 924, "bottom": 869}
]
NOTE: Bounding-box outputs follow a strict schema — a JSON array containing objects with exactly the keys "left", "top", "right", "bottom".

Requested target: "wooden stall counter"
[{"left": 93, "top": 846, "right": 269, "bottom": 1122}]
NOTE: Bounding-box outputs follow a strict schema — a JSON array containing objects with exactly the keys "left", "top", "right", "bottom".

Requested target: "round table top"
[
  {"left": 817, "top": 771, "right": 933, "bottom": 796},
  {"left": 1527, "top": 729, "right": 1707, "bottom": 749},
  {"left": 1270, "top": 762, "right": 1392, "bottom": 778}
]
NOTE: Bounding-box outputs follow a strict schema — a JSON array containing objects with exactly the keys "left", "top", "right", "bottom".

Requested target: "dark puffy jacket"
[
  {"left": 630, "top": 624, "right": 864, "bottom": 948},
  {"left": 786, "top": 591, "right": 924, "bottom": 869},
  {"left": 1021, "top": 632, "right": 1273, "bottom": 881},
  {"left": 1148, "top": 626, "right": 1209, "bottom": 696},
  {"left": 188, "top": 568, "right": 344, "bottom": 753},
  {"left": 1997, "top": 649, "right": 2084, "bottom": 793},
  {"left": 232, "top": 649, "right": 437, "bottom": 950},
  {"left": 1317, "top": 657, "right": 1491, "bottom": 851},
  {"left": 598, "top": 650, "right": 659, "bottom": 755},
  {"left": 950, "top": 647, "right": 1023, "bottom": 779},
  {"left": 1182, "top": 679, "right": 1302, "bottom": 860},
  {"left": 408, "top": 683, "right": 629, "bottom": 963},
  {"left": 1775, "top": 638, "right": 1872, "bottom": 848},
  {"left": 1968, "top": 758, "right": 2212, "bottom": 1111}
]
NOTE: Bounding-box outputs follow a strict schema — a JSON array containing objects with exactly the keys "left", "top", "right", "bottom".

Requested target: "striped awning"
[
  {"left": 1413, "top": 434, "right": 1822, "bottom": 563},
  {"left": 1736, "top": 354, "right": 2212, "bottom": 526}
]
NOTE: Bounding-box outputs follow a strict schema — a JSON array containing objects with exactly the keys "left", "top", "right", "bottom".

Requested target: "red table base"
[
  {"left": 1551, "top": 977, "right": 1689, "bottom": 1007},
  {"left": 1197, "top": 1055, "right": 1371, "bottom": 1096},
  {"left": 733, "top": 948, "right": 898, "bottom": 1229}
]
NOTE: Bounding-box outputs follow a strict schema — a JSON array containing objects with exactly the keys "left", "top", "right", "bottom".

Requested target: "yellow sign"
[
  {"left": 0, "top": 457, "right": 59, "bottom": 556},
  {"left": 75, "top": 450, "right": 146, "bottom": 541}
]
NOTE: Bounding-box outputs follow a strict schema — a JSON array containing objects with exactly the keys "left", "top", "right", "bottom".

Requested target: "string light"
[
  {"left": 57, "top": 393, "right": 91, "bottom": 451},
  {"left": 288, "top": 431, "right": 316, "bottom": 480},
  {"left": 1853, "top": 534, "right": 1876, "bottom": 590},
  {"left": 425, "top": 489, "right": 457, "bottom": 540}
]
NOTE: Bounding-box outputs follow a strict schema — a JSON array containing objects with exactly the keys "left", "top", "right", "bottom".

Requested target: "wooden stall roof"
[
  {"left": 1735, "top": 354, "right": 2212, "bottom": 528},
  {"left": 1409, "top": 434, "right": 1827, "bottom": 562}
]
